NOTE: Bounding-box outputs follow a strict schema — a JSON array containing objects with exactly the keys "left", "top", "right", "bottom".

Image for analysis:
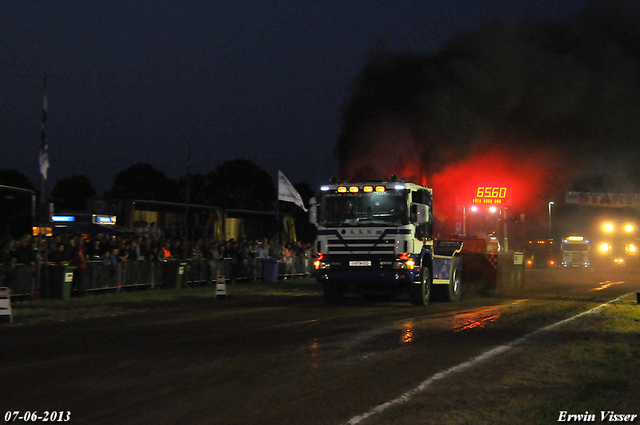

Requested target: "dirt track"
[{"left": 2, "top": 268, "right": 638, "bottom": 425}]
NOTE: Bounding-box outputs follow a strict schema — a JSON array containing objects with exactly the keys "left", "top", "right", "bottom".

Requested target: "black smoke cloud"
[{"left": 336, "top": 1, "right": 640, "bottom": 194}]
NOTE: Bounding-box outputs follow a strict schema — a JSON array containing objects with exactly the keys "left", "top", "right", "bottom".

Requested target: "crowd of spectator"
[{"left": 1, "top": 230, "right": 317, "bottom": 286}]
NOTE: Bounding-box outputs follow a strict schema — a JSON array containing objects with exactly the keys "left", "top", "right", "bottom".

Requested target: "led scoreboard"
[{"left": 471, "top": 186, "right": 511, "bottom": 206}]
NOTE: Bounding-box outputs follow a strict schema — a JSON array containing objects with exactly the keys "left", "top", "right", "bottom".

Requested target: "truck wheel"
[
  {"left": 410, "top": 269, "right": 431, "bottom": 306},
  {"left": 323, "top": 283, "right": 345, "bottom": 304},
  {"left": 434, "top": 257, "right": 462, "bottom": 302},
  {"left": 443, "top": 263, "right": 462, "bottom": 302}
]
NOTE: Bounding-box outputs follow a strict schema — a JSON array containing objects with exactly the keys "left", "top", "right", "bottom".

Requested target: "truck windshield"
[
  {"left": 318, "top": 191, "right": 409, "bottom": 227},
  {"left": 562, "top": 243, "right": 589, "bottom": 252}
]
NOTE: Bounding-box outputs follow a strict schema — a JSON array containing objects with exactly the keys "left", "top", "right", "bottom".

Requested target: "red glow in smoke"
[
  {"left": 341, "top": 131, "right": 572, "bottom": 226},
  {"left": 434, "top": 142, "right": 571, "bottom": 225}
]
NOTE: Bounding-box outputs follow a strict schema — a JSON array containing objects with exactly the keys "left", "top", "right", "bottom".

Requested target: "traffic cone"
[{"left": 216, "top": 275, "right": 227, "bottom": 300}]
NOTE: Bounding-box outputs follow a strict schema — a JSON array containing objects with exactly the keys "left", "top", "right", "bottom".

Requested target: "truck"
[
  {"left": 309, "top": 178, "right": 464, "bottom": 305},
  {"left": 592, "top": 220, "right": 638, "bottom": 268},
  {"left": 560, "top": 236, "right": 590, "bottom": 268},
  {"left": 525, "top": 239, "right": 558, "bottom": 268}
]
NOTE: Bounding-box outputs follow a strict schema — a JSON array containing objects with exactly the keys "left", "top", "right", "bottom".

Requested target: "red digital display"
[{"left": 471, "top": 186, "right": 511, "bottom": 206}]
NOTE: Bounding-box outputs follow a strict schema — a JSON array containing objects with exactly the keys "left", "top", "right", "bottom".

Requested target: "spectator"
[
  {"left": 14, "top": 234, "right": 34, "bottom": 265},
  {"left": 1, "top": 238, "right": 17, "bottom": 285},
  {"left": 86, "top": 237, "right": 103, "bottom": 261},
  {"left": 191, "top": 239, "right": 203, "bottom": 261},
  {"left": 149, "top": 222, "right": 159, "bottom": 239},
  {"left": 206, "top": 241, "right": 222, "bottom": 282},
  {"left": 235, "top": 241, "right": 249, "bottom": 283},
  {"left": 158, "top": 240, "right": 172, "bottom": 262},
  {"left": 127, "top": 240, "right": 141, "bottom": 261},
  {"left": 49, "top": 240, "right": 66, "bottom": 264},
  {"left": 61, "top": 236, "right": 73, "bottom": 263},
  {"left": 108, "top": 247, "right": 123, "bottom": 286},
  {"left": 255, "top": 242, "right": 265, "bottom": 259},
  {"left": 135, "top": 236, "right": 143, "bottom": 258},
  {"left": 222, "top": 239, "right": 235, "bottom": 259},
  {"left": 47, "top": 235, "right": 62, "bottom": 260},
  {"left": 36, "top": 237, "right": 48, "bottom": 264},
  {"left": 69, "top": 235, "right": 87, "bottom": 296},
  {"left": 246, "top": 240, "right": 257, "bottom": 281},
  {"left": 140, "top": 238, "right": 154, "bottom": 261},
  {"left": 166, "top": 222, "right": 178, "bottom": 241}
]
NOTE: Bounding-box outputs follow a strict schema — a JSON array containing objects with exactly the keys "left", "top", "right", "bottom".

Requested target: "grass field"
[
  {"left": 9, "top": 277, "right": 322, "bottom": 324},
  {"left": 389, "top": 295, "right": 640, "bottom": 425},
  {"left": 479, "top": 299, "right": 640, "bottom": 424}
]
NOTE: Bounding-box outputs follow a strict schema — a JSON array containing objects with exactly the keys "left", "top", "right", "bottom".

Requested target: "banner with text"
[{"left": 565, "top": 192, "right": 640, "bottom": 208}]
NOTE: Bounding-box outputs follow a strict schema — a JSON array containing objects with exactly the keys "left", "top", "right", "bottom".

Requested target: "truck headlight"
[
  {"left": 394, "top": 254, "right": 415, "bottom": 270},
  {"left": 314, "top": 261, "right": 330, "bottom": 270}
]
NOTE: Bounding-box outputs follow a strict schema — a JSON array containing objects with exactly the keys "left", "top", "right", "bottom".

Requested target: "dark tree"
[
  {"left": 208, "top": 159, "right": 276, "bottom": 210},
  {"left": 107, "top": 163, "right": 179, "bottom": 201},
  {"left": 51, "top": 175, "right": 96, "bottom": 211},
  {"left": 0, "top": 169, "right": 36, "bottom": 192}
]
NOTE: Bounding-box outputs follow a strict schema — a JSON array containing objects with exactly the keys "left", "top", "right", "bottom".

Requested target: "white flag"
[
  {"left": 39, "top": 75, "right": 49, "bottom": 180},
  {"left": 278, "top": 170, "right": 307, "bottom": 212}
]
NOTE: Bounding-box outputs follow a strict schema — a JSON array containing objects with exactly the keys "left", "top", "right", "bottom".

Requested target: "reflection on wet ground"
[
  {"left": 401, "top": 322, "right": 413, "bottom": 344},
  {"left": 591, "top": 280, "right": 626, "bottom": 291},
  {"left": 450, "top": 310, "right": 501, "bottom": 332},
  {"left": 306, "top": 300, "right": 530, "bottom": 365}
]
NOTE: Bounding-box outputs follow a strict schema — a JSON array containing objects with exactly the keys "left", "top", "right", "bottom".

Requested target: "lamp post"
[
  {"left": 502, "top": 207, "right": 508, "bottom": 252},
  {"left": 548, "top": 201, "right": 555, "bottom": 241},
  {"left": 462, "top": 205, "right": 466, "bottom": 236}
]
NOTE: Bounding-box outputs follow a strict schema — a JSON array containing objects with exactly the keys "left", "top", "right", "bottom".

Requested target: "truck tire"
[
  {"left": 410, "top": 269, "right": 431, "bottom": 306},
  {"left": 323, "top": 283, "right": 345, "bottom": 304},
  {"left": 442, "top": 259, "right": 462, "bottom": 302}
]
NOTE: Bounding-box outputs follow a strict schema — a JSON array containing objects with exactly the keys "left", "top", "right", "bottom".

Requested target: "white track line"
[{"left": 345, "top": 293, "right": 632, "bottom": 425}]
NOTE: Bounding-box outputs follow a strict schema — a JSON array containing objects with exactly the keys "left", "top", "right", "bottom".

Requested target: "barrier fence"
[{"left": 0, "top": 256, "right": 314, "bottom": 299}]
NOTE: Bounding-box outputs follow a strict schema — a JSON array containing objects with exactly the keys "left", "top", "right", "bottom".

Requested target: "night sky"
[{"left": 0, "top": 0, "right": 604, "bottom": 197}]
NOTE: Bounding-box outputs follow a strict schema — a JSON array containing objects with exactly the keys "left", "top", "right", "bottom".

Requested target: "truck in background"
[
  {"left": 309, "top": 178, "right": 464, "bottom": 305},
  {"left": 525, "top": 239, "right": 558, "bottom": 268},
  {"left": 560, "top": 236, "right": 590, "bottom": 268},
  {"left": 592, "top": 220, "right": 638, "bottom": 268}
]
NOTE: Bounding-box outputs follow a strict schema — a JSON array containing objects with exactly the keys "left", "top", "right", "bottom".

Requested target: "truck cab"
[
  {"left": 561, "top": 236, "right": 590, "bottom": 268},
  {"left": 309, "top": 178, "right": 462, "bottom": 305}
]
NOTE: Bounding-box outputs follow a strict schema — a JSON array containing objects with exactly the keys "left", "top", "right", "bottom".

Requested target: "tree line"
[{"left": 0, "top": 159, "right": 316, "bottom": 240}]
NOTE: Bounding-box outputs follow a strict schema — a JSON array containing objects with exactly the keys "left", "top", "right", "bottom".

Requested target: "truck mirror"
[{"left": 411, "top": 204, "right": 428, "bottom": 224}]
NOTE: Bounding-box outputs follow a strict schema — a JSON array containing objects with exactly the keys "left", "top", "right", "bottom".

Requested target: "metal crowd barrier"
[
  {"left": 0, "top": 256, "right": 316, "bottom": 299},
  {"left": 0, "top": 263, "right": 33, "bottom": 297}
]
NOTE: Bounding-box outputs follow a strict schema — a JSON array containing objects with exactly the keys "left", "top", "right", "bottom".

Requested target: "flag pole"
[
  {"left": 35, "top": 74, "right": 48, "bottom": 299},
  {"left": 185, "top": 140, "right": 190, "bottom": 240},
  {"left": 40, "top": 75, "right": 47, "bottom": 202},
  {"left": 276, "top": 170, "right": 280, "bottom": 242}
]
